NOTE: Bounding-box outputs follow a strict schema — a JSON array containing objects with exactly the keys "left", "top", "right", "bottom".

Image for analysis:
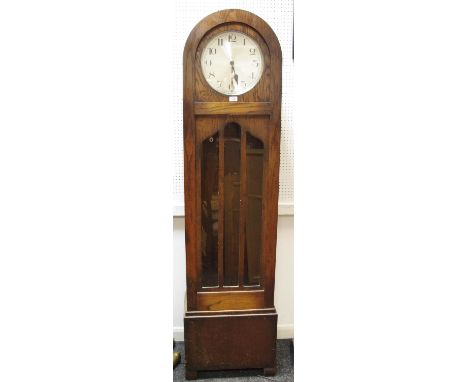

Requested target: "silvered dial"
[{"left": 201, "top": 30, "right": 264, "bottom": 96}]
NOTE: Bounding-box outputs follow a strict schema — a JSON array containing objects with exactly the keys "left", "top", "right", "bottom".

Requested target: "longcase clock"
[{"left": 183, "top": 9, "right": 282, "bottom": 379}]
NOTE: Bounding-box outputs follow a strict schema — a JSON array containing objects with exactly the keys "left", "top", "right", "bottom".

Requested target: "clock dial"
[{"left": 201, "top": 31, "right": 264, "bottom": 96}]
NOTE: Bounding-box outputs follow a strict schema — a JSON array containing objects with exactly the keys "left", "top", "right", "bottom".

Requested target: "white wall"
[{"left": 173, "top": 215, "right": 294, "bottom": 340}]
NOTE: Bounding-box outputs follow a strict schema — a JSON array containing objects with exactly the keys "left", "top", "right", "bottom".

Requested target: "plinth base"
[{"left": 184, "top": 308, "right": 277, "bottom": 379}]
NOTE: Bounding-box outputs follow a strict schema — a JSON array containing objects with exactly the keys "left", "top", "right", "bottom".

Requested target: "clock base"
[
  {"left": 184, "top": 308, "right": 277, "bottom": 379},
  {"left": 263, "top": 366, "right": 276, "bottom": 376}
]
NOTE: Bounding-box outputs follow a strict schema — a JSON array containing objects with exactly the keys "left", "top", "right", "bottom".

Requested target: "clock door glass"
[
  {"left": 199, "top": 124, "right": 265, "bottom": 288},
  {"left": 244, "top": 133, "right": 264, "bottom": 286},
  {"left": 223, "top": 123, "right": 241, "bottom": 286},
  {"left": 201, "top": 132, "right": 219, "bottom": 287},
  {"left": 201, "top": 30, "right": 264, "bottom": 95}
]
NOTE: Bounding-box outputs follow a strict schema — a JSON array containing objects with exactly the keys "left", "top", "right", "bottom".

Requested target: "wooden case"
[{"left": 183, "top": 9, "right": 282, "bottom": 379}]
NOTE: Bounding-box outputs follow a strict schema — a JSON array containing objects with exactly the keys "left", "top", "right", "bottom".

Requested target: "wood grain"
[
  {"left": 197, "top": 290, "right": 264, "bottom": 311},
  {"left": 194, "top": 102, "right": 272, "bottom": 115},
  {"left": 185, "top": 311, "right": 277, "bottom": 374}
]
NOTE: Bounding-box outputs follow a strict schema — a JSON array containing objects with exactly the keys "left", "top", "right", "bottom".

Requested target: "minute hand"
[{"left": 230, "top": 60, "right": 239, "bottom": 86}]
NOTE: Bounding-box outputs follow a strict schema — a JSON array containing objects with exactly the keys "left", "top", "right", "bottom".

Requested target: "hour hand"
[{"left": 230, "top": 61, "right": 238, "bottom": 85}]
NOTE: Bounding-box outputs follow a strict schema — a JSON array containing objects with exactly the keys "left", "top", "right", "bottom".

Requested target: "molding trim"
[
  {"left": 173, "top": 324, "right": 294, "bottom": 341},
  {"left": 173, "top": 203, "right": 294, "bottom": 217}
]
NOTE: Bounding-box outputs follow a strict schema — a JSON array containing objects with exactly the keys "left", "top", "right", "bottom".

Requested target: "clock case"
[{"left": 183, "top": 9, "right": 282, "bottom": 379}]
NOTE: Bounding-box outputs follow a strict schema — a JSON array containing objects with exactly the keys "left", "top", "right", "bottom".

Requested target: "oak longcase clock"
[{"left": 183, "top": 9, "right": 282, "bottom": 379}]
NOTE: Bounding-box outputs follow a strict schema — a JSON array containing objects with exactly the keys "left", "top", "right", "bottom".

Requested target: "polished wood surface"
[
  {"left": 183, "top": 9, "right": 282, "bottom": 377},
  {"left": 197, "top": 290, "right": 264, "bottom": 311},
  {"left": 184, "top": 312, "right": 277, "bottom": 378},
  {"left": 194, "top": 102, "right": 272, "bottom": 115}
]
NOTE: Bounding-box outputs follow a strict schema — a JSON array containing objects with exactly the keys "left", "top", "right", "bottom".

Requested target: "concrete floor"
[{"left": 173, "top": 339, "right": 294, "bottom": 381}]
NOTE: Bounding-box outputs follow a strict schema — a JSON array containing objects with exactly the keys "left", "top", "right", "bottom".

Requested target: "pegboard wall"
[{"left": 173, "top": 0, "right": 294, "bottom": 212}]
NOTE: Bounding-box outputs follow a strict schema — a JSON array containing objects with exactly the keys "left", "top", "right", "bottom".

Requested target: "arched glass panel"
[
  {"left": 201, "top": 132, "right": 219, "bottom": 287},
  {"left": 223, "top": 123, "right": 241, "bottom": 286},
  {"left": 244, "top": 132, "right": 264, "bottom": 286}
]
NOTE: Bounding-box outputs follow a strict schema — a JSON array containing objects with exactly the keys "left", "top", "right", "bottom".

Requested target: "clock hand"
[
  {"left": 230, "top": 61, "right": 239, "bottom": 85},
  {"left": 223, "top": 41, "right": 232, "bottom": 62}
]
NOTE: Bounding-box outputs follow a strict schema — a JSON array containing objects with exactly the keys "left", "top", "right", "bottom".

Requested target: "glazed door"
[{"left": 196, "top": 116, "right": 269, "bottom": 310}]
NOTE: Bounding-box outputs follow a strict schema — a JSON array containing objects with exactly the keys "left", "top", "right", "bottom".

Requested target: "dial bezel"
[{"left": 199, "top": 29, "right": 265, "bottom": 96}]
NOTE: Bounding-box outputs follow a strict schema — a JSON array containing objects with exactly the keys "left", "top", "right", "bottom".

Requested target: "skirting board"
[{"left": 173, "top": 324, "right": 294, "bottom": 342}]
